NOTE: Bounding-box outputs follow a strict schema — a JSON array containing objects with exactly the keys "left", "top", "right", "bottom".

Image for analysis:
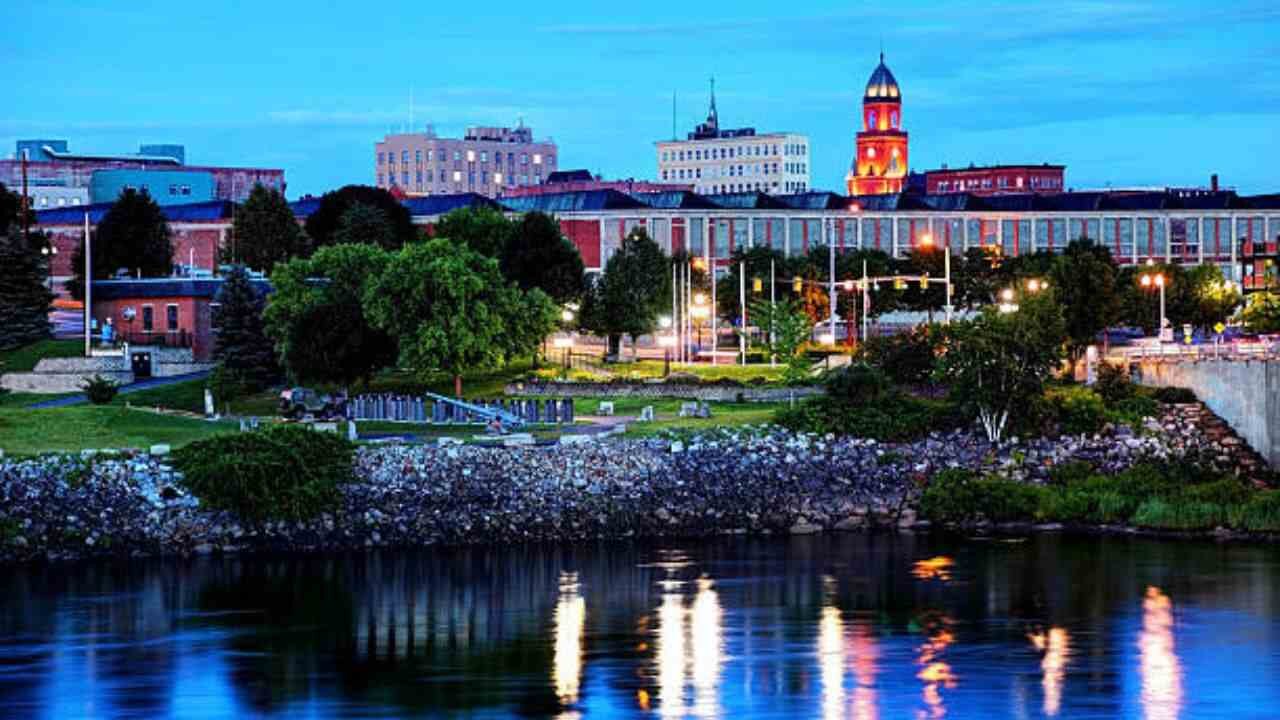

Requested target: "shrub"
[
  {"left": 1045, "top": 385, "right": 1107, "bottom": 435},
  {"left": 82, "top": 375, "right": 119, "bottom": 404},
  {"left": 1094, "top": 362, "right": 1134, "bottom": 403},
  {"left": 172, "top": 424, "right": 354, "bottom": 523},
  {"left": 1108, "top": 395, "right": 1160, "bottom": 426},
  {"left": 776, "top": 392, "right": 958, "bottom": 442},
  {"left": 919, "top": 469, "right": 1045, "bottom": 524},
  {"left": 1152, "top": 386, "right": 1197, "bottom": 404},
  {"left": 1226, "top": 491, "right": 1280, "bottom": 532},
  {"left": 861, "top": 325, "right": 944, "bottom": 386},
  {"left": 823, "top": 362, "right": 892, "bottom": 404},
  {"left": 1048, "top": 461, "right": 1094, "bottom": 486}
]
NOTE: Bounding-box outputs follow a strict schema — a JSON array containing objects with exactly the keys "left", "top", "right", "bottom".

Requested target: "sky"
[{"left": 3, "top": 0, "right": 1279, "bottom": 198}]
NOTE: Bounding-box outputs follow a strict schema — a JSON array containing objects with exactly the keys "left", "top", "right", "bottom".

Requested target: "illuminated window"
[
  {"left": 867, "top": 147, "right": 877, "bottom": 159},
  {"left": 533, "top": 153, "right": 542, "bottom": 164},
  {"left": 494, "top": 172, "right": 503, "bottom": 184},
  {"left": 452, "top": 171, "right": 462, "bottom": 182},
  {"left": 466, "top": 150, "right": 476, "bottom": 162}
]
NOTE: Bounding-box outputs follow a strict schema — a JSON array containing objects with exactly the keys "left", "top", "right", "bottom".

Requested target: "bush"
[
  {"left": 1107, "top": 395, "right": 1160, "bottom": 426},
  {"left": 823, "top": 362, "right": 892, "bottom": 404},
  {"left": 1226, "top": 491, "right": 1280, "bottom": 532},
  {"left": 82, "top": 375, "right": 119, "bottom": 404},
  {"left": 1152, "top": 386, "right": 1197, "bottom": 404},
  {"left": 861, "top": 325, "right": 944, "bottom": 386},
  {"left": 1045, "top": 385, "right": 1108, "bottom": 435},
  {"left": 1094, "top": 362, "right": 1134, "bottom": 403},
  {"left": 1131, "top": 499, "right": 1228, "bottom": 530},
  {"left": 1048, "top": 460, "right": 1094, "bottom": 486},
  {"left": 172, "top": 424, "right": 354, "bottom": 522},
  {"left": 919, "top": 469, "right": 1046, "bottom": 524},
  {"left": 776, "top": 392, "right": 958, "bottom": 442}
]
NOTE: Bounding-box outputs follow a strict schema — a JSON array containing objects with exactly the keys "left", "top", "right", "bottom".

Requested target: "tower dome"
[{"left": 864, "top": 53, "right": 900, "bottom": 101}]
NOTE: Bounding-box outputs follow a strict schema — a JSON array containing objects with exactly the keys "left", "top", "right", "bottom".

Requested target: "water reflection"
[
  {"left": 553, "top": 571, "right": 585, "bottom": 707},
  {"left": 1029, "top": 627, "right": 1071, "bottom": 716},
  {"left": 913, "top": 556, "right": 955, "bottom": 582},
  {"left": 0, "top": 536, "right": 1278, "bottom": 718},
  {"left": 1139, "top": 586, "right": 1182, "bottom": 720}
]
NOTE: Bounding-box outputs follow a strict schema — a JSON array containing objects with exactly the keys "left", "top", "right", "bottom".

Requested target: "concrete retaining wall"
[
  {"left": 1133, "top": 358, "right": 1280, "bottom": 468},
  {"left": 505, "top": 380, "right": 823, "bottom": 403},
  {"left": 1, "top": 370, "right": 134, "bottom": 393}
]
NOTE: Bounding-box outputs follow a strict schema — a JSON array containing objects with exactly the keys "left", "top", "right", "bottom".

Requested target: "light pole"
[
  {"left": 692, "top": 292, "right": 709, "bottom": 349},
  {"left": 1140, "top": 270, "right": 1167, "bottom": 340},
  {"left": 659, "top": 315, "right": 674, "bottom": 376},
  {"left": 40, "top": 244, "right": 58, "bottom": 292}
]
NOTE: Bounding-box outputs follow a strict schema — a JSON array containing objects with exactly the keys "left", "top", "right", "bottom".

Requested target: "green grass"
[
  {"left": 0, "top": 339, "right": 83, "bottom": 373},
  {"left": 0, "top": 405, "right": 238, "bottom": 455},
  {"left": 0, "top": 391, "right": 78, "bottom": 408},
  {"left": 566, "top": 397, "right": 784, "bottom": 437}
]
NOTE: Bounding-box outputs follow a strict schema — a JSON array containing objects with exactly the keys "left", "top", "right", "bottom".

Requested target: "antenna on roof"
[{"left": 879, "top": 37, "right": 884, "bottom": 63}]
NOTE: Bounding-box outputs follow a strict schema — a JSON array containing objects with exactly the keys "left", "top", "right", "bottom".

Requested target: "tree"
[
  {"left": 715, "top": 245, "right": 787, "bottom": 320},
  {"left": 1242, "top": 292, "right": 1280, "bottom": 333},
  {"left": 751, "top": 297, "right": 811, "bottom": 387},
  {"left": 0, "top": 193, "right": 53, "bottom": 349},
  {"left": 68, "top": 188, "right": 172, "bottom": 300},
  {"left": 1050, "top": 240, "right": 1119, "bottom": 356},
  {"left": 434, "top": 206, "right": 512, "bottom": 257},
  {"left": 581, "top": 228, "right": 671, "bottom": 358},
  {"left": 264, "top": 244, "right": 398, "bottom": 386},
  {"left": 1184, "top": 263, "right": 1242, "bottom": 331},
  {"left": 363, "top": 238, "right": 554, "bottom": 395},
  {"left": 303, "top": 185, "right": 417, "bottom": 251},
  {"left": 226, "top": 183, "right": 306, "bottom": 273},
  {"left": 500, "top": 211, "right": 586, "bottom": 305},
  {"left": 936, "top": 291, "right": 1067, "bottom": 443},
  {"left": 331, "top": 202, "right": 397, "bottom": 250},
  {"left": 212, "top": 265, "right": 278, "bottom": 392}
]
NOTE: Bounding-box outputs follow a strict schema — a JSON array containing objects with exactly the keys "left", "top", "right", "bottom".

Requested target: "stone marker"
[
  {"left": 679, "top": 401, "right": 699, "bottom": 418},
  {"left": 559, "top": 434, "right": 596, "bottom": 445},
  {"left": 598, "top": 401, "right": 614, "bottom": 416},
  {"left": 149, "top": 444, "right": 170, "bottom": 456},
  {"left": 347, "top": 421, "right": 359, "bottom": 442},
  {"left": 638, "top": 405, "right": 655, "bottom": 422},
  {"left": 502, "top": 433, "right": 536, "bottom": 447},
  {"left": 697, "top": 401, "right": 712, "bottom": 418}
]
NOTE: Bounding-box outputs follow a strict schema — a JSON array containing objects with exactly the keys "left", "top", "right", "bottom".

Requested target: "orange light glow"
[
  {"left": 912, "top": 556, "right": 954, "bottom": 582},
  {"left": 1139, "top": 586, "right": 1182, "bottom": 720},
  {"left": 1028, "top": 627, "right": 1071, "bottom": 716},
  {"left": 915, "top": 616, "right": 957, "bottom": 719}
]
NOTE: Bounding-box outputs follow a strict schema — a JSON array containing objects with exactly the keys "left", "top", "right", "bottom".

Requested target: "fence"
[
  {"left": 1119, "top": 340, "right": 1280, "bottom": 362},
  {"left": 349, "top": 394, "right": 575, "bottom": 425}
]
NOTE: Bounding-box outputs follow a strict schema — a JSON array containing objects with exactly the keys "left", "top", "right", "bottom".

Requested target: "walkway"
[{"left": 26, "top": 371, "right": 212, "bottom": 409}]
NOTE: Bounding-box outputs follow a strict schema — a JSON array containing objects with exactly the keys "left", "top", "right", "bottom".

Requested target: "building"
[
  {"left": 501, "top": 169, "right": 692, "bottom": 198},
  {"left": 847, "top": 53, "right": 909, "bottom": 196},
  {"left": 2, "top": 140, "right": 284, "bottom": 206},
  {"left": 925, "top": 164, "right": 1065, "bottom": 195},
  {"left": 375, "top": 124, "right": 558, "bottom": 199},
  {"left": 656, "top": 81, "right": 810, "bottom": 196}
]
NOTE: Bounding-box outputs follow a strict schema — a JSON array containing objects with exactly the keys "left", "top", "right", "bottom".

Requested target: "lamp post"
[
  {"left": 691, "top": 292, "right": 709, "bottom": 349},
  {"left": 40, "top": 244, "right": 58, "bottom": 292},
  {"left": 659, "top": 315, "right": 674, "bottom": 376},
  {"left": 552, "top": 336, "right": 573, "bottom": 370},
  {"left": 1139, "top": 270, "right": 1167, "bottom": 340},
  {"left": 998, "top": 287, "right": 1019, "bottom": 314}
]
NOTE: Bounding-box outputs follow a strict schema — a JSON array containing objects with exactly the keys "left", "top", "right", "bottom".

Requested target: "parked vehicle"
[{"left": 278, "top": 387, "right": 348, "bottom": 421}]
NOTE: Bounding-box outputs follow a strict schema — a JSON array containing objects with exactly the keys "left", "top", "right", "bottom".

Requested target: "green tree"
[
  {"left": 225, "top": 183, "right": 306, "bottom": 273},
  {"left": 1184, "top": 263, "right": 1242, "bottom": 331},
  {"left": 213, "top": 265, "right": 278, "bottom": 392},
  {"left": 433, "top": 206, "right": 512, "bottom": 257},
  {"left": 1050, "top": 240, "right": 1119, "bottom": 356},
  {"left": 582, "top": 228, "right": 671, "bottom": 358},
  {"left": 0, "top": 215, "right": 53, "bottom": 349},
  {"left": 500, "top": 211, "right": 586, "bottom": 305},
  {"left": 264, "top": 244, "right": 398, "bottom": 386},
  {"left": 936, "top": 291, "right": 1067, "bottom": 443},
  {"left": 715, "top": 245, "right": 787, "bottom": 320},
  {"left": 364, "top": 238, "right": 554, "bottom": 396},
  {"left": 331, "top": 202, "right": 397, "bottom": 250},
  {"left": 750, "top": 297, "right": 811, "bottom": 387},
  {"left": 68, "top": 188, "right": 172, "bottom": 300},
  {"left": 1242, "top": 292, "right": 1280, "bottom": 333},
  {"left": 303, "top": 185, "right": 417, "bottom": 251}
]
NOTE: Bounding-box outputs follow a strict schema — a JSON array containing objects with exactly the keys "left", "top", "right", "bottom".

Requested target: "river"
[{"left": 1, "top": 534, "right": 1278, "bottom": 718}]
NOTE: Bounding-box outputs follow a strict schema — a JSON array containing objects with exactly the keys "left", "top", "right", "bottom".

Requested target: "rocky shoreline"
[{"left": 1, "top": 404, "right": 1270, "bottom": 563}]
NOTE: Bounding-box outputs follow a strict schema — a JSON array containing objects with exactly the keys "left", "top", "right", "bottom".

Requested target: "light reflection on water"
[{"left": 0, "top": 535, "right": 1278, "bottom": 719}]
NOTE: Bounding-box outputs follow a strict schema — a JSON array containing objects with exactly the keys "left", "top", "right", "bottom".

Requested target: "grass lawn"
[
  {"left": 0, "top": 391, "right": 78, "bottom": 408},
  {"left": 0, "top": 339, "right": 83, "bottom": 373},
  {"left": 0, "top": 405, "right": 238, "bottom": 455},
  {"left": 566, "top": 396, "right": 785, "bottom": 437}
]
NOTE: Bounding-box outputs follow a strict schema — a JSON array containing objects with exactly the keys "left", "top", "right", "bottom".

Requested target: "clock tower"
[{"left": 846, "top": 53, "right": 908, "bottom": 196}]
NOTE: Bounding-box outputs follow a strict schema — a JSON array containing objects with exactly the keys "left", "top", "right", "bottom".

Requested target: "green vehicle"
[{"left": 278, "top": 387, "right": 348, "bottom": 421}]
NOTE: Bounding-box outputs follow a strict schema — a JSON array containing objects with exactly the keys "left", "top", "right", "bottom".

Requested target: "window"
[
  {"left": 454, "top": 150, "right": 462, "bottom": 161},
  {"left": 377, "top": 152, "right": 384, "bottom": 164},
  {"left": 533, "top": 153, "right": 542, "bottom": 165},
  {"left": 481, "top": 151, "right": 488, "bottom": 162},
  {"left": 415, "top": 150, "right": 422, "bottom": 163},
  {"left": 494, "top": 172, "right": 503, "bottom": 184},
  {"left": 401, "top": 151, "right": 408, "bottom": 163},
  {"left": 867, "top": 147, "right": 876, "bottom": 159},
  {"left": 521, "top": 153, "right": 529, "bottom": 164},
  {"left": 142, "top": 305, "right": 154, "bottom": 332},
  {"left": 166, "top": 304, "right": 179, "bottom": 332},
  {"left": 452, "top": 171, "right": 462, "bottom": 182},
  {"left": 466, "top": 150, "right": 476, "bottom": 162},
  {"left": 402, "top": 172, "right": 409, "bottom": 185},
  {"left": 438, "top": 149, "right": 447, "bottom": 161}
]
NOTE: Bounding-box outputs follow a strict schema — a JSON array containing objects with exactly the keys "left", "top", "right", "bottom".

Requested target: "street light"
[
  {"left": 691, "top": 293, "right": 709, "bottom": 348},
  {"left": 1140, "top": 270, "right": 1168, "bottom": 340},
  {"left": 40, "top": 244, "right": 58, "bottom": 292},
  {"left": 998, "top": 287, "right": 1019, "bottom": 314},
  {"left": 658, "top": 316, "right": 675, "bottom": 376},
  {"left": 1026, "top": 278, "right": 1048, "bottom": 293}
]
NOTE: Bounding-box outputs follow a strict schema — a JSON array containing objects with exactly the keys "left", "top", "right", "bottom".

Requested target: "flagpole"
[{"left": 83, "top": 211, "right": 91, "bottom": 356}]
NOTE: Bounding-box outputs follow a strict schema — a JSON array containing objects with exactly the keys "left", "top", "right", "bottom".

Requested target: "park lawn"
[
  {"left": 621, "top": 360, "right": 786, "bottom": 383},
  {"left": 0, "top": 391, "right": 78, "bottom": 408},
  {"left": 0, "top": 339, "right": 83, "bottom": 373},
  {"left": 0, "top": 405, "right": 238, "bottom": 455}
]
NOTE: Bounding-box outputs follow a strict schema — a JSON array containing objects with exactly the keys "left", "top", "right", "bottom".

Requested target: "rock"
[
  {"left": 789, "top": 519, "right": 822, "bottom": 535},
  {"left": 149, "top": 444, "right": 171, "bottom": 456},
  {"left": 834, "top": 515, "right": 865, "bottom": 531}
]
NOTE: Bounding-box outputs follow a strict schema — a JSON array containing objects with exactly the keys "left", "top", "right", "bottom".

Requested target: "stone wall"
[
  {"left": 505, "top": 380, "right": 823, "bottom": 403},
  {"left": 1, "top": 355, "right": 133, "bottom": 393},
  {"left": 1133, "top": 358, "right": 1280, "bottom": 468}
]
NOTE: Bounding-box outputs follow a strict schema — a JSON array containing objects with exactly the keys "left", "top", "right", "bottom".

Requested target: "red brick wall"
[
  {"left": 560, "top": 219, "right": 601, "bottom": 269},
  {"left": 93, "top": 296, "right": 214, "bottom": 360}
]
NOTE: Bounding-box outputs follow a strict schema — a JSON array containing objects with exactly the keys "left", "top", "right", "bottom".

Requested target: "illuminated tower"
[{"left": 846, "top": 53, "right": 908, "bottom": 196}]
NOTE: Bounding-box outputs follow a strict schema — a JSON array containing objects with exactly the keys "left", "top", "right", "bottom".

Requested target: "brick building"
[
  {"left": 502, "top": 169, "right": 692, "bottom": 198},
  {"left": 925, "top": 164, "right": 1065, "bottom": 196},
  {"left": 847, "top": 54, "right": 909, "bottom": 196},
  {"left": 375, "top": 124, "right": 557, "bottom": 199}
]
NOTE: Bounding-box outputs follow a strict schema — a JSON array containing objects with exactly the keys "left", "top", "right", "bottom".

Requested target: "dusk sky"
[{"left": 4, "top": 1, "right": 1278, "bottom": 198}]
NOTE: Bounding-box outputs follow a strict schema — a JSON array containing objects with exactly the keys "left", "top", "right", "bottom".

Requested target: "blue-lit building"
[{"left": 89, "top": 169, "right": 215, "bottom": 206}]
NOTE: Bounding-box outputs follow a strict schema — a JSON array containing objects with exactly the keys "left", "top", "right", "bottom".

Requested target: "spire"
[{"left": 707, "top": 76, "right": 718, "bottom": 129}]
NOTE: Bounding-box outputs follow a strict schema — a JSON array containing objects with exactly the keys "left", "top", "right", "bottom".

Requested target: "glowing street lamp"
[
  {"left": 1139, "top": 270, "right": 1168, "bottom": 339},
  {"left": 998, "top": 287, "right": 1019, "bottom": 314},
  {"left": 1026, "top": 278, "right": 1048, "bottom": 293}
]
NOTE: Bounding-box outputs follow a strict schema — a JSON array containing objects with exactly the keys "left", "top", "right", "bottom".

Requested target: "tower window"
[{"left": 867, "top": 147, "right": 877, "bottom": 159}]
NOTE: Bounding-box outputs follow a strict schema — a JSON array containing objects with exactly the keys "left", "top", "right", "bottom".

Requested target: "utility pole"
[
  {"left": 944, "top": 242, "right": 953, "bottom": 325},
  {"left": 861, "top": 259, "right": 870, "bottom": 344},
  {"left": 20, "top": 149, "right": 30, "bottom": 247},
  {"left": 738, "top": 259, "right": 746, "bottom": 365},
  {"left": 707, "top": 231, "right": 716, "bottom": 365},
  {"left": 83, "top": 212, "right": 91, "bottom": 356},
  {"left": 769, "top": 258, "right": 777, "bottom": 367},
  {"left": 827, "top": 220, "right": 836, "bottom": 343}
]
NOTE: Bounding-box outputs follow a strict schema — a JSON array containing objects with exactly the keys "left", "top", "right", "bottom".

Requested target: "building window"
[
  {"left": 521, "top": 153, "right": 529, "bottom": 164},
  {"left": 454, "top": 150, "right": 462, "bottom": 161},
  {"left": 401, "top": 151, "right": 408, "bottom": 163},
  {"left": 867, "top": 147, "right": 876, "bottom": 159},
  {"left": 438, "top": 150, "right": 447, "bottom": 161},
  {"left": 480, "top": 151, "right": 488, "bottom": 162},
  {"left": 452, "top": 171, "right": 462, "bottom": 182},
  {"left": 142, "top": 305, "right": 154, "bottom": 332},
  {"left": 466, "top": 150, "right": 476, "bottom": 162},
  {"left": 166, "top": 304, "right": 179, "bottom": 332},
  {"left": 377, "top": 152, "right": 384, "bottom": 164},
  {"left": 494, "top": 172, "right": 503, "bottom": 184}
]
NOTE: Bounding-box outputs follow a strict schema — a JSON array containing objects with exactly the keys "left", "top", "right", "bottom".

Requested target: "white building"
[{"left": 656, "top": 83, "right": 810, "bottom": 196}]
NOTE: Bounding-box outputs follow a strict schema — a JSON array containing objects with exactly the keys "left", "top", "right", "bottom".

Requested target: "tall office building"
[
  {"left": 375, "top": 124, "right": 558, "bottom": 199},
  {"left": 656, "top": 81, "right": 810, "bottom": 195}
]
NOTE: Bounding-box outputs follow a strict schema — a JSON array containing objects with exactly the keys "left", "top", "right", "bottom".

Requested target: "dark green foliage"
[
  {"left": 1151, "top": 386, "right": 1197, "bottom": 404},
  {"left": 580, "top": 228, "right": 671, "bottom": 355},
  {"left": 860, "top": 324, "right": 945, "bottom": 386},
  {"left": 1050, "top": 241, "right": 1119, "bottom": 354},
  {"left": 920, "top": 470, "right": 1043, "bottom": 524},
  {"left": 331, "top": 202, "right": 398, "bottom": 250},
  {"left": 1094, "top": 361, "right": 1133, "bottom": 403},
  {"left": 68, "top": 188, "right": 173, "bottom": 300},
  {"left": 823, "top": 362, "right": 892, "bottom": 404},
  {"left": 82, "top": 375, "right": 119, "bottom": 404},
  {"left": 1108, "top": 395, "right": 1161, "bottom": 425},
  {"left": 1227, "top": 491, "right": 1280, "bottom": 532},
  {"left": 225, "top": 183, "right": 307, "bottom": 273},
  {"left": 264, "top": 244, "right": 399, "bottom": 386},
  {"left": 172, "top": 424, "right": 354, "bottom": 523},
  {"left": 1048, "top": 460, "right": 1094, "bottom": 486},
  {"left": 1044, "top": 385, "right": 1108, "bottom": 435},
  {"left": 304, "top": 185, "right": 417, "bottom": 252},
  {"left": 433, "top": 206, "right": 513, "bottom": 257},
  {"left": 213, "top": 265, "right": 278, "bottom": 391},
  {"left": 500, "top": 211, "right": 586, "bottom": 305},
  {"left": 0, "top": 224, "right": 54, "bottom": 349},
  {"left": 776, "top": 391, "right": 957, "bottom": 442}
]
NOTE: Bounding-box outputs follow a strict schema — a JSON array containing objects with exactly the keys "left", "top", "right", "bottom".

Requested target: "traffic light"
[
  {"left": 792, "top": 276, "right": 803, "bottom": 293},
  {"left": 920, "top": 273, "right": 930, "bottom": 290},
  {"left": 893, "top": 278, "right": 906, "bottom": 290},
  {"left": 753, "top": 277, "right": 763, "bottom": 293}
]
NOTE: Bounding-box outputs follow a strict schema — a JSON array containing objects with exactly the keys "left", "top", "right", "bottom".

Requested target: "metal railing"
[
  {"left": 116, "top": 330, "right": 194, "bottom": 349},
  {"left": 1118, "top": 340, "right": 1280, "bottom": 362},
  {"left": 349, "top": 394, "right": 575, "bottom": 425}
]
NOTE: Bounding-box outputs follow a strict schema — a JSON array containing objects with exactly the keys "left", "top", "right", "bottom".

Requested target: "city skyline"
[{"left": 4, "top": 1, "right": 1278, "bottom": 198}]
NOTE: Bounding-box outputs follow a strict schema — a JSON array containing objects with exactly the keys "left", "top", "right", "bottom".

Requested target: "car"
[{"left": 279, "top": 387, "right": 348, "bottom": 421}]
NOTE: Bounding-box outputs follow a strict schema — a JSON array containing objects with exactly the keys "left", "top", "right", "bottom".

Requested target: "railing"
[
  {"left": 1119, "top": 341, "right": 1280, "bottom": 362},
  {"left": 116, "top": 330, "right": 194, "bottom": 349},
  {"left": 349, "top": 394, "right": 575, "bottom": 425}
]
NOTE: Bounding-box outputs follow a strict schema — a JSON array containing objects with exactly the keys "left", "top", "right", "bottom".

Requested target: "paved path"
[{"left": 26, "top": 371, "right": 211, "bottom": 409}]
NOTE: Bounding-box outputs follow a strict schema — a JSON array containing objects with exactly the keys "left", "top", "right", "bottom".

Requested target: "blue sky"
[{"left": 3, "top": 0, "right": 1278, "bottom": 197}]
